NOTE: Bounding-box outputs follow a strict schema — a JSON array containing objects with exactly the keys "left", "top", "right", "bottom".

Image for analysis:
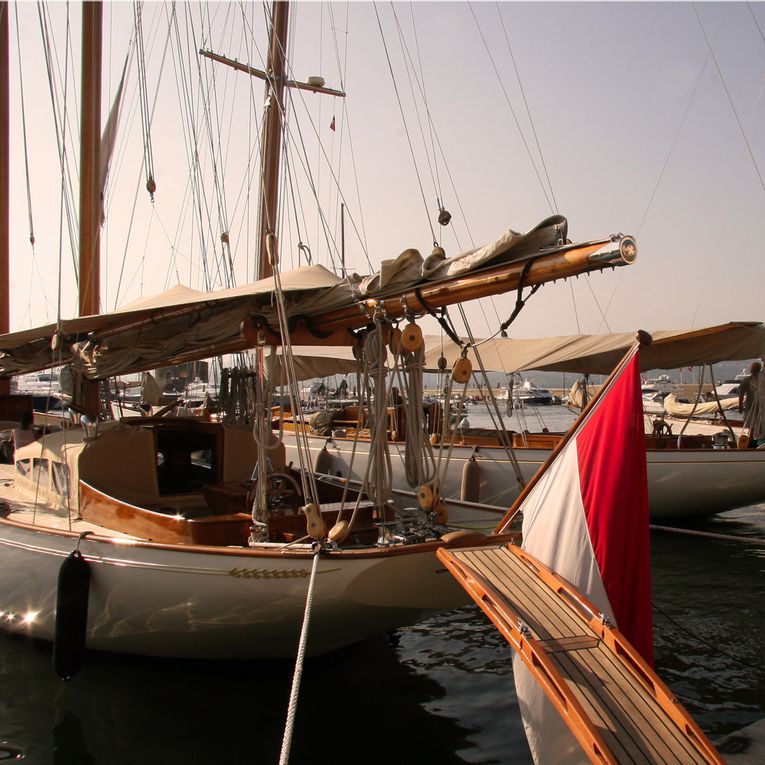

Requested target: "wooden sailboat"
[
  {"left": 289, "top": 322, "right": 765, "bottom": 522},
  {"left": 0, "top": 1, "right": 635, "bottom": 663}
]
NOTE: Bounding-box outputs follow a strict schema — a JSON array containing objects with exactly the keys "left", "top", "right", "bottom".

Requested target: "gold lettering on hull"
[{"left": 228, "top": 567, "right": 310, "bottom": 579}]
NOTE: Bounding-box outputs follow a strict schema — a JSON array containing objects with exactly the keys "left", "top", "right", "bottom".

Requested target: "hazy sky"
[{"left": 7, "top": 1, "right": 765, "bottom": 345}]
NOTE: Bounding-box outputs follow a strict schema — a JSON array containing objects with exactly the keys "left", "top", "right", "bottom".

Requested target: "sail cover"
[
  {"left": 0, "top": 265, "right": 353, "bottom": 378},
  {"left": 423, "top": 322, "right": 765, "bottom": 374},
  {"left": 0, "top": 217, "right": 633, "bottom": 379}
]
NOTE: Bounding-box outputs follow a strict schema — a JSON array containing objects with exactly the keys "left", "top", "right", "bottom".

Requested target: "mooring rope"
[
  {"left": 279, "top": 547, "right": 321, "bottom": 765},
  {"left": 650, "top": 524, "right": 765, "bottom": 546}
]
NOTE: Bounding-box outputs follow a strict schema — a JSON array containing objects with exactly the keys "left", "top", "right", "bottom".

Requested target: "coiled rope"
[
  {"left": 279, "top": 547, "right": 321, "bottom": 765},
  {"left": 402, "top": 345, "right": 436, "bottom": 488}
]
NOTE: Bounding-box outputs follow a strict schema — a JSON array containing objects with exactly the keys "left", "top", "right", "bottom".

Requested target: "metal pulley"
[
  {"left": 400, "top": 322, "right": 423, "bottom": 352},
  {"left": 452, "top": 356, "right": 472, "bottom": 384},
  {"left": 437, "top": 355, "right": 447, "bottom": 371},
  {"left": 438, "top": 207, "right": 451, "bottom": 226},
  {"left": 146, "top": 176, "right": 156, "bottom": 198}
]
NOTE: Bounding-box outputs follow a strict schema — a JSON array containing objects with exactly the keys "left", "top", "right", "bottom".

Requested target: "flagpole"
[{"left": 494, "top": 330, "right": 652, "bottom": 534}]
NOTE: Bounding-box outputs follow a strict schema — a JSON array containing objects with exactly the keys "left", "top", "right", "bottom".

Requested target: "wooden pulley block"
[
  {"left": 417, "top": 483, "right": 436, "bottom": 509},
  {"left": 328, "top": 520, "right": 350, "bottom": 543},
  {"left": 389, "top": 327, "right": 403, "bottom": 354},
  {"left": 452, "top": 356, "right": 472, "bottom": 384},
  {"left": 432, "top": 501, "right": 448, "bottom": 525},
  {"left": 400, "top": 322, "right": 423, "bottom": 352},
  {"left": 303, "top": 502, "right": 327, "bottom": 540}
]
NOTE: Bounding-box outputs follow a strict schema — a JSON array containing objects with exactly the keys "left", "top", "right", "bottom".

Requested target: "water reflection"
[
  {"left": 0, "top": 503, "right": 762, "bottom": 763},
  {"left": 0, "top": 630, "right": 478, "bottom": 764}
]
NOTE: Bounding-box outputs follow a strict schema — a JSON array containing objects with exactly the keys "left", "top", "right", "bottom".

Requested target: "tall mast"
[
  {"left": 256, "top": 1, "right": 289, "bottom": 281},
  {"left": 78, "top": 1, "right": 102, "bottom": 417},
  {"left": 0, "top": 4, "right": 9, "bottom": 396},
  {"left": 78, "top": 1, "right": 102, "bottom": 317}
]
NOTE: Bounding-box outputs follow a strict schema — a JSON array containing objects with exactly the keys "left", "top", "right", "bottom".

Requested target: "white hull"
[
  {"left": 293, "top": 433, "right": 765, "bottom": 520},
  {"left": 0, "top": 517, "right": 469, "bottom": 659}
]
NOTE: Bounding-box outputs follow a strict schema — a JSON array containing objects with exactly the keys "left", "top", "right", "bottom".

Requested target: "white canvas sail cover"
[{"left": 422, "top": 323, "right": 765, "bottom": 374}]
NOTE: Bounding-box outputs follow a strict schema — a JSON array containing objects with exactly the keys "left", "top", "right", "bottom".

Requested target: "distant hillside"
[{"left": 422, "top": 359, "right": 757, "bottom": 392}]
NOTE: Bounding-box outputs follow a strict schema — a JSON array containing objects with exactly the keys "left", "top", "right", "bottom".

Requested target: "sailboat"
[
  {"left": 0, "top": 2, "right": 635, "bottom": 663},
  {"left": 288, "top": 322, "right": 765, "bottom": 522}
]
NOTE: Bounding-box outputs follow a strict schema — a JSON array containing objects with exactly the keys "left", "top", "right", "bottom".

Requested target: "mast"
[
  {"left": 256, "top": 1, "right": 289, "bottom": 281},
  {"left": 78, "top": 1, "right": 102, "bottom": 417},
  {"left": 0, "top": 4, "right": 9, "bottom": 397},
  {"left": 78, "top": 1, "right": 102, "bottom": 317}
]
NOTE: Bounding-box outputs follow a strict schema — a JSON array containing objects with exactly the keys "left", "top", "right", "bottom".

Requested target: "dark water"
[
  {"left": 1, "top": 505, "right": 763, "bottom": 763},
  {"left": 1, "top": 404, "right": 763, "bottom": 763}
]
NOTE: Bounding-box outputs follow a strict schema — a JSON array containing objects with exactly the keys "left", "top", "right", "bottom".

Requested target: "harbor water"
[{"left": 1, "top": 405, "right": 763, "bottom": 763}]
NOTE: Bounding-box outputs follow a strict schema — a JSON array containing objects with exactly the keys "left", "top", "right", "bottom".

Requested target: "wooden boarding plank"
[
  {"left": 466, "top": 546, "right": 593, "bottom": 642},
  {"left": 438, "top": 544, "right": 724, "bottom": 765},
  {"left": 455, "top": 548, "right": 698, "bottom": 763},
  {"left": 467, "top": 550, "right": 656, "bottom": 762},
  {"left": 472, "top": 548, "right": 712, "bottom": 762},
  {"left": 555, "top": 647, "right": 692, "bottom": 764},
  {"left": 465, "top": 553, "right": 712, "bottom": 762}
]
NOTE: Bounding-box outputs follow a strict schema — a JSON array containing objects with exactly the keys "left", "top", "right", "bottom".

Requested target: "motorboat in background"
[{"left": 507, "top": 379, "right": 555, "bottom": 406}]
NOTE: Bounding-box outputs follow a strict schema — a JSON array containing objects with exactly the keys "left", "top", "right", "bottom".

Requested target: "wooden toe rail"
[{"left": 437, "top": 544, "right": 723, "bottom": 765}]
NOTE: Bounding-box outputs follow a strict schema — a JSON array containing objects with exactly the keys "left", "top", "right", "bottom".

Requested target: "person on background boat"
[
  {"left": 738, "top": 361, "right": 761, "bottom": 419},
  {"left": 12, "top": 412, "right": 37, "bottom": 455},
  {"left": 753, "top": 360, "right": 765, "bottom": 447}
]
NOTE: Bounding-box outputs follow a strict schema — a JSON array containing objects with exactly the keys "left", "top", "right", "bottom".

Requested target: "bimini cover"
[{"left": 422, "top": 322, "right": 765, "bottom": 375}]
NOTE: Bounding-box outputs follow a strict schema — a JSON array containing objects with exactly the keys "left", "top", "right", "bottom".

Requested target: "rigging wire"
[
  {"left": 691, "top": 78, "right": 765, "bottom": 328},
  {"left": 192, "top": 3, "right": 238, "bottom": 289},
  {"left": 468, "top": 1, "right": 555, "bottom": 214},
  {"left": 693, "top": 2, "right": 765, "bottom": 196},
  {"left": 329, "top": 1, "right": 370, "bottom": 264},
  {"left": 748, "top": 1, "right": 765, "bottom": 49},
  {"left": 372, "top": 1, "right": 436, "bottom": 244},
  {"left": 494, "top": 1, "right": 559, "bottom": 214},
  {"left": 389, "top": 3, "right": 441, "bottom": 231},
  {"left": 597, "top": 36, "right": 715, "bottom": 334},
  {"left": 326, "top": 3, "right": 351, "bottom": 268},
  {"left": 38, "top": 2, "right": 79, "bottom": 299},
  {"left": 113, "top": 3, "right": 175, "bottom": 307},
  {"left": 14, "top": 4, "right": 36, "bottom": 250},
  {"left": 134, "top": 1, "right": 157, "bottom": 202},
  {"left": 409, "top": 2, "right": 443, "bottom": 209}
]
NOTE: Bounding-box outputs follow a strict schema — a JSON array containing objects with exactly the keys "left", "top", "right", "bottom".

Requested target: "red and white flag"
[
  {"left": 329, "top": 116, "right": 336, "bottom": 132},
  {"left": 512, "top": 350, "right": 652, "bottom": 764}
]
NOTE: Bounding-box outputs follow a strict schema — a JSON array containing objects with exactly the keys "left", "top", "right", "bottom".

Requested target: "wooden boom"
[
  {"left": 43, "top": 233, "right": 636, "bottom": 379},
  {"left": 313, "top": 235, "right": 635, "bottom": 335}
]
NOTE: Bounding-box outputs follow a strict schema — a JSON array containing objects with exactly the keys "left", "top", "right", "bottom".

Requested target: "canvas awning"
[
  {"left": 421, "top": 322, "right": 765, "bottom": 375},
  {"left": 0, "top": 218, "right": 635, "bottom": 379},
  {"left": 264, "top": 335, "right": 462, "bottom": 385}
]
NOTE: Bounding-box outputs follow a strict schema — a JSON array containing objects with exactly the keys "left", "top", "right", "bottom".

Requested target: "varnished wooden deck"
[{"left": 438, "top": 544, "right": 723, "bottom": 765}]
